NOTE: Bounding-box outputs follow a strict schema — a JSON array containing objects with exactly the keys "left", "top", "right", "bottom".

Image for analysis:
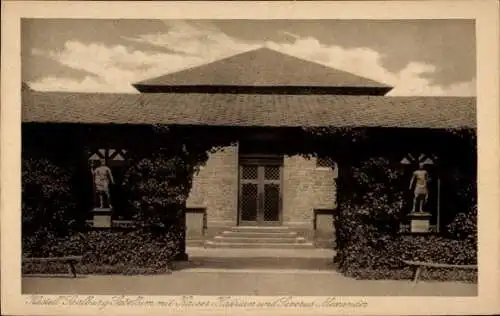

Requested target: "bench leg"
[
  {"left": 413, "top": 266, "right": 422, "bottom": 284},
  {"left": 68, "top": 263, "right": 77, "bottom": 278}
]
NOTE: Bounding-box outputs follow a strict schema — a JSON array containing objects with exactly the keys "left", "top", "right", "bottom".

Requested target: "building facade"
[
  {"left": 22, "top": 47, "right": 476, "bottom": 249},
  {"left": 185, "top": 143, "right": 338, "bottom": 234}
]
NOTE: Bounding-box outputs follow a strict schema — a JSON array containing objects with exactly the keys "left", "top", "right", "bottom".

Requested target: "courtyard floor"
[{"left": 22, "top": 247, "right": 477, "bottom": 296}]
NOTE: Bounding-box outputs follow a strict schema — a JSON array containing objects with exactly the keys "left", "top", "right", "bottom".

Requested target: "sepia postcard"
[{"left": 1, "top": 1, "right": 499, "bottom": 315}]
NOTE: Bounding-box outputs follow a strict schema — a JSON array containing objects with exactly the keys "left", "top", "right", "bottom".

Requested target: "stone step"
[
  {"left": 230, "top": 226, "right": 291, "bottom": 233},
  {"left": 213, "top": 236, "right": 307, "bottom": 244},
  {"left": 205, "top": 241, "right": 315, "bottom": 249},
  {"left": 187, "top": 239, "right": 206, "bottom": 247},
  {"left": 221, "top": 230, "right": 298, "bottom": 238},
  {"left": 314, "top": 239, "right": 336, "bottom": 249}
]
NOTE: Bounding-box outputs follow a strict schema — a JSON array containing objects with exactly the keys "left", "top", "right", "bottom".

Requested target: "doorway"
[{"left": 238, "top": 155, "right": 283, "bottom": 226}]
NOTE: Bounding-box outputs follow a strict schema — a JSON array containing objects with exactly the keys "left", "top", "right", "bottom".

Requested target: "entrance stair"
[{"left": 205, "top": 226, "right": 314, "bottom": 249}]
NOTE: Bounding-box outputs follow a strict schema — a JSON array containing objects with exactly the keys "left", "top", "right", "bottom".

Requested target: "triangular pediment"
[{"left": 133, "top": 47, "right": 393, "bottom": 95}]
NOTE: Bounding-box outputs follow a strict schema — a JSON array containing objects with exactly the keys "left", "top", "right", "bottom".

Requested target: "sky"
[{"left": 22, "top": 19, "right": 476, "bottom": 96}]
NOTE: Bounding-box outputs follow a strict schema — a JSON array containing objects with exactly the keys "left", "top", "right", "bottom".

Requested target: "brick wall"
[
  {"left": 282, "top": 155, "right": 337, "bottom": 229},
  {"left": 186, "top": 144, "right": 239, "bottom": 228}
]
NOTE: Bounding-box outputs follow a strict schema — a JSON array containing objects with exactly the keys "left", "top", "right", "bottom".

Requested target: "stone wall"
[
  {"left": 282, "top": 155, "right": 337, "bottom": 229},
  {"left": 186, "top": 144, "right": 239, "bottom": 228},
  {"left": 187, "top": 148, "right": 338, "bottom": 234}
]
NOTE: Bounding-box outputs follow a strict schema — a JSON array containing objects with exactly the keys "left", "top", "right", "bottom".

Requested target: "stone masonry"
[
  {"left": 186, "top": 143, "right": 337, "bottom": 235},
  {"left": 283, "top": 155, "right": 337, "bottom": 229},
  {"left": 186, "top": 144, "right": 239, "bottom": 229}
]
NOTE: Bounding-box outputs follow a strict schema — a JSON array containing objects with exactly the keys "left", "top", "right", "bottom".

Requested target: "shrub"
[
  {"left": 333, "top": 153, "right": 477, "bottom": 282},
  {"left": 334, "top": 156, "right": 405, "bottom": 268},
  {"left": 338, "top": 233, "right": 477, "bottom": 281},
  {"left": 397, "top": 235, "right": 476, "bottom": 265},
  {"left": 22, "top": 262, "right": 172, "bottom": 275},
  {"left": 21, "top": 126, "right": 220, "bottom": 275},
  {"left": 447, "top": 204, "right": 477, "bottom": 241},
  {"left": 22, "top": 229, "right": 180, "bottom": 275},
  {"left": 22, "top": 157, "right": 79, "bottom": 251},
  {"left": 345, "top": 267, "right": 477, "bottom": 283},
  {"left": 123, "top": 153, "right": 191, "bottom": 226}
]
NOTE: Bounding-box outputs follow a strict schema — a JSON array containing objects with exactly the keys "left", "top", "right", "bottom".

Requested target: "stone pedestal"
[
  {"left": 92, "top": 208, "right": 112, "bottom": 228},
  {"left": 408, "top": 212, "right": 432, "bottom": 233}
]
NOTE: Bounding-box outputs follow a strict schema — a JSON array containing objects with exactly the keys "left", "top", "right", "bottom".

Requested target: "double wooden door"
[{"left": 238, "top": 157, "right": 283, "bottom": 226}]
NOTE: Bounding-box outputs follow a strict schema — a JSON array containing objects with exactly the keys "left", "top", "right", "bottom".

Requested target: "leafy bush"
[
  {"left": 335, "top": 201, "right": 477, "bottom": 280},
  {"left": 337, "top": 233, "right": 477, "bottom": 282},
  {"left": 447, "top": 204, "right": 477, "bottom": 241},
  {"left": 22, "top": 152, "right": 185, "bottom": 275},
  {"left": 333, "top": 153, "right": 477, "bottom": 282},
  {"left": 22, "top": 262, "right": 172, "bottom": 275},
  {"left": 22, "top": 157, "right": 78, "bottom": 249},
  {"left": 344, "top": 267, "right": 477, "bottom": 283},
  {"left": 23, "top": 229, "right": 180, "bottom": 275},
  {"left": 334, "top": 156, "right": 405, "bottom": 267},
  {"left": 123, "top": 152, "right": 192, "bottom": 226},
  {"left": 21, "top": 126, "right": 225, "bottom": 275},
  {"left": 398, "top": 235, "right": 476, "bottom": 265}
]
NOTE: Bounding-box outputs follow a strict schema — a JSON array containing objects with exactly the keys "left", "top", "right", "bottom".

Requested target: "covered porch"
[
  {"left": 21, "top": 46, "right": 476, "bottom": 260},
  {"left": 22, "top": 119, "right": 476, "bottom": 255}
]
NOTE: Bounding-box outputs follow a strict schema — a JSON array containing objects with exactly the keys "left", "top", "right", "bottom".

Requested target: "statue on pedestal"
[
  {"left": 409, "top": 162, "right": 429, "bottom": 213},
  {"left": 92, "top": 159, "right": 115, "bottom": 209}
]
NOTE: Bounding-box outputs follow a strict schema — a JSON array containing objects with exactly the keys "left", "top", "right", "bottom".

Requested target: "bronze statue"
[
  {"left": 92, "top": 159, "right": 115, "bottom": 209},
  {"left": 409, "top": 162, "right": 429, "bottom": 213}
]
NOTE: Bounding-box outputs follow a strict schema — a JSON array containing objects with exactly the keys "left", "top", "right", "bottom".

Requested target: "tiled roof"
[
  {"left": 22, "top": 90, "right": 476, "bottom": 129},
  {"left": 133, "top": 47, "right": 393, "bottom": 94}
]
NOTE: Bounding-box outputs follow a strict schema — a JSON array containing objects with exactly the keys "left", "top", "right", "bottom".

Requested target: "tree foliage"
[
  {"left": 22, "top": 157, "right": 79, "bottom": 254},
  {"left": 22, "top": 158, "right": 77, "bottom": 233},
  {"left": 124, "top": 151, "right": 194, "bottom": 226},
  {"left": 326, "top": 128, "right": 478, "bottom": 275},
  {"left": 122, "top": 126, "right": 236, "bottom": 227},
  {"left": 447, "top": 204, "right": 477, "bottom": 241}
]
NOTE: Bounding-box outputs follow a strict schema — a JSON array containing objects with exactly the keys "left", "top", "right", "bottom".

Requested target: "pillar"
[{"left": 174, "top": 203, "right": 189, "bottom": 261}]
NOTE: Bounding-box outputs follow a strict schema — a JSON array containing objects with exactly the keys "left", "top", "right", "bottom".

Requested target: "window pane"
[
  {"left": 241, "top": 183, "right": 258, "bottom": 221},
  {"left": 241, "top": 165, "right": 258, "bottom": 179},
  {"left": 264, "top": 166, "right": 280, "bottom": 180},
  {"left": 264, "top": 184, "right": 280, "bottom": 221}
]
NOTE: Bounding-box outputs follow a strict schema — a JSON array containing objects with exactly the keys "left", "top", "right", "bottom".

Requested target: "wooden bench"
[
  {"left": 23, "top": 256, "right": 83, "bottom": 277},
  {"left": 402, "top": 260, "right": 477, "bottom": 284}
]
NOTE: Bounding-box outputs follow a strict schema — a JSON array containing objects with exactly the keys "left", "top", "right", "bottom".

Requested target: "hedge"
[
  {"left": 22, "top": 157, "right": 79, "bottom": 237},
  {"left": 21, "top": 148, "right": 187, "bottom": 275},
  {"left": 344, "top": 268, "right": 477, "bottom": 283},
  {"left": 333, "top": 155, "right": 477, "bottom": 282},
  {"left": 334, "top": 215, "right": 477, "bottom": 282},
  {"left": 339, "top": 234, "right": 476, "bottom": 267},
  {"left": 22, "top": 128, "right": 208, "bottom": 273},
  {"left": 23, "top": 228, "right": 181, "bottom": 275}
]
